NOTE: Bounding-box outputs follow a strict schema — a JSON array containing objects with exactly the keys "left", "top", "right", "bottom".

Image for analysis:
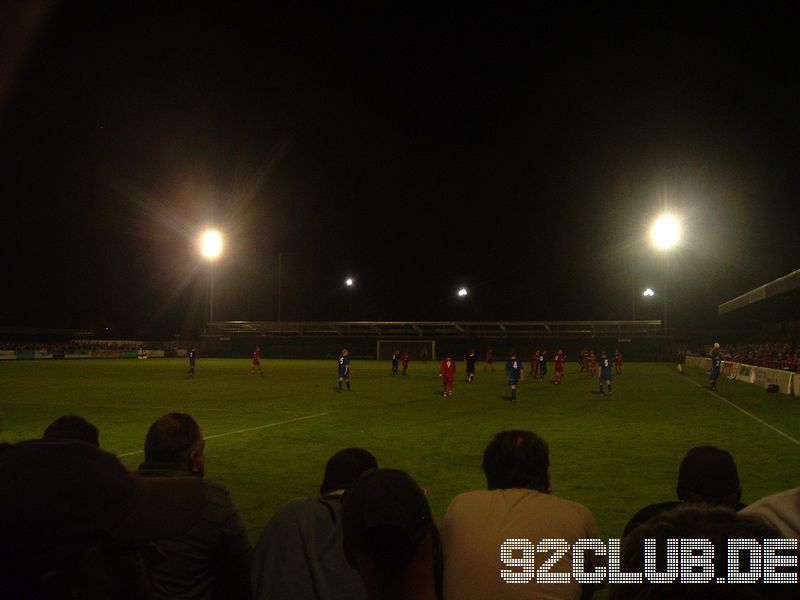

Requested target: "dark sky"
[{"left": 2, "top": 4, "right": 799, "bottom": 337}]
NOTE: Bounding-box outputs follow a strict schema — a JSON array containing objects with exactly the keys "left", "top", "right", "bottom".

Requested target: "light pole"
[
  {"left": 200, "top": 230, "right": 223, "bottom": 327},
  {"left": 345, "top": 277, "right": 354, "bottom": 320},
  {"left": 649, "top": 214, "right": 680, "bottom": 332},
  {"left": 277, "top": 252, "right": 283, "bottom": 330},
  {"left": 456, "top": 287, "right": 469, "bottom": 321},
  {"left": 630, "top": 258, "right": 636, "bottom": 320}
]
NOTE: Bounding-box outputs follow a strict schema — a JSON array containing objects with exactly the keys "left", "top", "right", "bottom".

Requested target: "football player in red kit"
[
  {"left": 483, "top": 348, "right": 495, "bottom": 372},
  {"left": 530, "top": 350, "right": 540, "bottom": 378},
  {"left": 439, "top": 356, "right": 456, "bottom": 396},
  {"left": 251, "top": 346, "right": 263, "bottom": 375},
  {"left": 554, "top": 349, "right": 566, "bottom": 384},
  {"left": 614, "top": 350, "right": 623, "bottom": 375},
  {"left": 589, "top": 351, "right": 598, "bottom": 378}
]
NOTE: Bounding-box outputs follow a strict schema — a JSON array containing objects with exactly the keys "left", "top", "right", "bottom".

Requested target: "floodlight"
[
  {"left": 345, "top": 277, "right": 354, "bottom": 287},
  {"left": 643, "top": 288, "right": 655, "bottom": 297},
  {"left": 200, "top": 230, "right": 223, "bottom": 260},
  {"left": 650, "top": 214, "right": 680, "bottom": 250},
  {"left": 457, "top": 287, "right": 468, "bottom": 297}
]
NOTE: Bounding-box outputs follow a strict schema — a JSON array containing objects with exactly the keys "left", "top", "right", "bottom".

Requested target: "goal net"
[{"left": 376, "top": 339, "right": 436, "bottom": 361}]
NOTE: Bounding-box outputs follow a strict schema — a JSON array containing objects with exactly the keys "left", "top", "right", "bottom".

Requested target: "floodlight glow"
[
  {"left": 345, "top": 277, "right": 354, "bottom": 287},
  {"left": 200, "top": 230, "right": 223, "bottom": 260},
  {"left": 650, "top": 214, "right": 680, "bottom": 250},
  {"left": 457, "top": 287, "right": 468, "bottom": 297},
  {"left": 643, "top": 288, "right": 655, "bottom": 297}
]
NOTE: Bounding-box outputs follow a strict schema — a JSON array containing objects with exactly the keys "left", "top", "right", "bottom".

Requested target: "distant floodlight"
[
  {"left": 457, "top": 287, "right": 468, "bottom": 297},
  {"left": 345, "top": 277, "right": 354, "bottom": 287},
  {"left": 643, "top": 288, "right": 655, "bottom": 297},
  {"left": 650, "top": 214, "right": 680, "bottom": 250},
  {"left": 200, "top": 230, "right": 223, "bottom": 260}
]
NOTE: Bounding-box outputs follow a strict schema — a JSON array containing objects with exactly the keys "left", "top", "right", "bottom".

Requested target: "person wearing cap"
[
  {"left": 441, "top": 430, "right": 597, "bottom": 600},
  {"left": 0, "top": 438, "right": 205, "bottom": 599},
  {"left": 612, "top": 505, "right": 791, "bottom": 600},
  {"left": 622, "top": 445, "right": 745, "bottom": 536},
  {"left": 342, "top": 468, "right": 441, "bottom": 600},
  {"left": 251, "top": 447, "right": 378, "bottom": 600},
  {"left": 138, "top": 413, "right": 252, "bottom": 600}
]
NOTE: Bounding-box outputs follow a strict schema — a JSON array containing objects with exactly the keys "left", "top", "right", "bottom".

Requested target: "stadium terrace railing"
[{"left": 206, "top": 320, "right": 664, "bottom": 338}]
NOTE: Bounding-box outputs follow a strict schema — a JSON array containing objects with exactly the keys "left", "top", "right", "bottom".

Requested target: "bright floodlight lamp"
[
  {"left": 650, "top": 214, "right": 681, "bottom": 250},
  {"left": 643, "top": 288, "right": 655, "bottom": 297},
  {"left": 457, "top": 287, "right": 468, "bottom": 297},
  {"left": 345, "top": 277, "right": 354, "bottom": 287},
  {"left": 200, "top": 230, "right": 223, "bottom": 260}
]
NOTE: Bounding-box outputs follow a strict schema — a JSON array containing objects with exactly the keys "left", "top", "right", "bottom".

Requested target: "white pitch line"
[
  {"left": 685, "top": 376, "right": 800, "bottom": 446},
  {"left": 118, "top": 412, "right": 329, "bottom": 457}
]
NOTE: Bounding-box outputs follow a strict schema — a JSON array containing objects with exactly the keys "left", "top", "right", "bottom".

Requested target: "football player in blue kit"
[
  {"left": 506, "top": 351, "right": 525, "bottom": 402},
  {"left": 337, "top": 348, "right": 351, "bottom": 392},
  {"left": 709, "top": 343, "right": 722, "bottom": 391},
  {"left": 599, "top": 350, "right": 612, "bottom": 396}
]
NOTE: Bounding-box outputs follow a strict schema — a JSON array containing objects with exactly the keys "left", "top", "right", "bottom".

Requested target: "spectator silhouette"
[
  {"left": 43, "top": 414, "right": 100, "bottom": 446},
  {"left": 251, "top": 447, "right": 378, "bottom": 600},
  {"left": 623, "top": 446, "right": 745, "bottom": 537},
  {"left": 612, "top": 505, "right": 792, "bottom": 599},
  {"left": 441, "top": 430, "right": 598, "bottom": 600},
  {"left": 138, "top": 413, "right": 252, "bottom": 600},
  {"left": 741, "top": 485, "right": 800, "bottom": 538},
  {"left": 0, "top": 438, "right": 204, "bottom": 599},
  {"left": 342, "top": 468, "right": 440, "bottom": 600}
]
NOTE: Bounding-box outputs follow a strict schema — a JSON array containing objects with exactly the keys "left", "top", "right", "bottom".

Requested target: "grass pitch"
[{"left": 2, "top": 358, "right": 800, "bottom": 542}]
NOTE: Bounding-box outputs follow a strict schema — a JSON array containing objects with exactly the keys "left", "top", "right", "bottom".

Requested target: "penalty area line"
[
  {"left": 118, "top": 412, "right": 329, "bottom": 457},
  {"left": 684, "top": 377, "right": 800, "bottom": 446}
]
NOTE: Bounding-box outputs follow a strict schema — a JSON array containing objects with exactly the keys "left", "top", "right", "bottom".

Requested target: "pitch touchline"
[
  {"left": 684, "top": 377, "right": 800, "bottom": 446},
  {"left": 118, "top": 412, "right": 329, "bottom": 457}
]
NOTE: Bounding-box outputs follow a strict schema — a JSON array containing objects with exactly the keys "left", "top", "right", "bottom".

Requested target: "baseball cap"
[
  {"left": 342, "top": 468, "right": 432, "bottom": 562},
  {"left": 0, "top": 438, "right": 205, "bottom": 561},
  {"left": 677, "top": 446, "right": 741, "bottom": 504}
]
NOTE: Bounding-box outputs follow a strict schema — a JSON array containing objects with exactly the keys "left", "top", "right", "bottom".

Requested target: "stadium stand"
[{"left": 2, "top": 320, "right": 669, "bottom": 361}]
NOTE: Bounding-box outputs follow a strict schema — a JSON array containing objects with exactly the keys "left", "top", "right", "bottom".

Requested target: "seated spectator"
[
  {"left": 441, "top": 430, "right": 597, "bottom": 600},
  {"left": 251, "top": 447, "right": 378, "bottom": 600},
  {"left": 138, "top": 413, "right": 252, "bottom": 600},
  {"left": 342, "top": 468, "right": 440, "bottom": 600},
  {"left": 0, "top": 438, "right": 204, "bottom": 599},
  {"left": 740, "top": 486, "right": 800, "bottom": 538},
  {"left": 611, "top": 505, "right": 792, "bottom": 599},
  {"left": 43, "top": 414, "right": 100, "bottom": 446},
  {"left": 623, "top": 446, "right": 745, "bottom": 536}
]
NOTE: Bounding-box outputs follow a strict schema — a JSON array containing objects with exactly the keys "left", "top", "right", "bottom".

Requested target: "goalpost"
[{"left": 376, "top": 339, "right": 436, "bottom": 361}]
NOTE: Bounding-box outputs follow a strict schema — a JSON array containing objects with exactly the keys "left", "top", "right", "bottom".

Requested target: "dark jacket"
[{"left": 138, "top": 462, "right": 252, "bottom": 600}]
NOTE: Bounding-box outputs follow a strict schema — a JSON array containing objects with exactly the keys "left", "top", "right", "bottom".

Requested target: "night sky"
[{"left": 2, "top": 4, "right": 799, "bottom": 338}]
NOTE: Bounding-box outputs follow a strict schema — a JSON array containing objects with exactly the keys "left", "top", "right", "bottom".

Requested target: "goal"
[{"left": 376, "top": 339, "right": 436, "bottom": 361}]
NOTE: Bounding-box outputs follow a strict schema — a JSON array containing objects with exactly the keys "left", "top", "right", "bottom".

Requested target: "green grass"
[{"left": 2, "top": 359, "right": 800, "bottom": 543}]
